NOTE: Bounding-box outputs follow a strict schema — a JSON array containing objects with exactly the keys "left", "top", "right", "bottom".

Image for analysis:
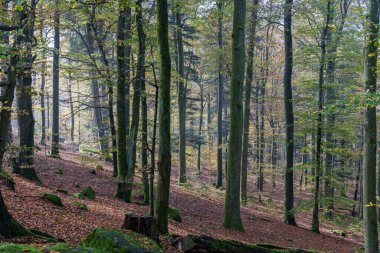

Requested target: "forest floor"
[{"left": 0, "top": 145, "right": 365, "bottom": 253}]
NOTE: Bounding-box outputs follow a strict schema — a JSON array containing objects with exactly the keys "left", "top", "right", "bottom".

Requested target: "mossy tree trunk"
[
  {"left": 223, "top": 0, "right": 246, "bottom": 231},
  {"left": 176, "top": 8, "right": 187, "bottom": 184},
  {"left": 216, "top": 0, "right": 224, "bottom": 189},
  {"left": 155, "top": 0, "right": 171, "bottom": 234},
  {"left": 363, "top": 0, "right": 379, "bottom": 251},
  {"left": 115, "top": 0, "right": 128, "bottom": 202},
  {"left": 241, "top": 0, "right": 258, "bottom": 205},
  {"left": 283, "top": 0, "right": 296, "bottom": 226},
  {"left": 50, "top": 1, "right": 60, "bottom": 157}
]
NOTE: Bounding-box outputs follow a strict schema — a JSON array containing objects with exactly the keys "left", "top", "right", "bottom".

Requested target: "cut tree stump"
[{"left": 121, "top": 213, "right": 159, "bottom": 243}]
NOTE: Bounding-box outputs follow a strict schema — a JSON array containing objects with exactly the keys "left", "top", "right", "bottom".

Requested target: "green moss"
[
  {"left": 57, "top": 189, "right": 68, "bottom": 194},
  {"left": 80, "top": 228, "right": 162, "bottom": 253},
  {"left": 168, "top": 206, "right": 182, "bottom": 222},
  {"left": 74, "top": 193, "right": 84, "bottom": 199},
  {"left": 73, "top": 201, "right": 88, "bottom": 211},
  {"left": 0, "top": 167, "right": 15, "bottom": 190},
  {"left": 40, "top": 192, "right": 63, "bottom": 207},
  {"left": 0, "top": 243, "right": 41, "bottom": 253},
  {"left": 81, "top": 186, "right": 96, "bottom": 200},
  {"left": 95, "top": 164, "right": 104, "bottom": 170}
]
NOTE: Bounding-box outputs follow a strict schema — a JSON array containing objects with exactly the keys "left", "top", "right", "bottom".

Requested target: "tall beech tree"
[
  {"left": 223, "top": 0, "right": 246, "bottom": 231},
  {"left": 50, "top": 0, "right": 60, "bottom": 157},
  {"left": 362, "top": 0, "right": 379, "bottom": 251},
  {"left": 241, "top": 0, "right": 259, "bottom": 204},
  {"left": 115, "top": 0, "right": 128, "bottom": 201},
  {"left": 155, "top": 0, "right": 172, "bottom": 234},
  {"left": 283, "top": 0, "right": 296, "bottom": 226}
]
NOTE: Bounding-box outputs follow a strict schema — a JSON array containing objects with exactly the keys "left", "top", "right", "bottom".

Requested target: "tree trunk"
[
  {"left": 176, "top": 9, "right": 187, "bottom": 184},
  {"left": 196, "top": 84, "right": 204, "bottom": 175},
  {"left": 216, "top": 0, "right": 224, "bottom": 188},
  {"left": 68, "top": 73, "right": 74, "bottom": 142},
  {"left": 39, "top": 19, "right": 46, "bottom": 146},
  {"left": 155, "top": 0, "right": 172, "bottom": 234},
  {"left": 50, "top": 3, "right": 60, "bottom": 157},
  {"left": 241, "top": 0, "right": 258, "bottom": 205},
  {"left": 115, "top": 0, "right": 128, "bottom": 202},
  {"left": 223, "top": 0, "right": 246, "bottom": 231},
  {"left": 283, "top": 0, "right": 296, "bottom": 226},
  {"left": 363, "top": 0, "right": 379, "bottom": 251}
]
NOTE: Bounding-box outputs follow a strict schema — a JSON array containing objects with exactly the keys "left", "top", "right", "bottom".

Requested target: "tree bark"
[
  {"left": 223, "top": 0, "right": 246, "bottom": 231},
  {"left": 363, "top": 0, "right": 379, "bottom": 251},
  {"left": 241, "top": 0, "right": 259, "bottom": 205},
  {"left": 155, "top": 0, "right": 172, "bottom": 234},
  {"left": 283, "top": 0, "right": 296, "bottom": 226}
]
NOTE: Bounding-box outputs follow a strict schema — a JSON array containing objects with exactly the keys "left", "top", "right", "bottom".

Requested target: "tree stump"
[{"left": 121, "top": 213, "right": 159, "bottom": 243}]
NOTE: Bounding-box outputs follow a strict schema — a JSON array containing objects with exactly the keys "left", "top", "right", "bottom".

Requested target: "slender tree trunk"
[
  {"left": 68, "top": 73, "right": 74, "bottom": 142},
  {"left": 115, "top": 0, "right": 128, "bottom": 202},
  {"left": 196, "top": 84, "right": 204, "bottom": 175},
  {"left": 241, "top": 0, "right": 259, "bottom": 205},
  {"left": 124, "top": 0, "right": 146, "bottom": 202},
  {"left": 216, "top": 0, "right": 224, "bottom": 188},
  {"left": 176, "top": 9, "right": 187, "bottom": 184},
  {"left": 50, "top": 3, "right": 60, "bottom": 157},
  {"left": 40, "top": 20, "right": 46, "bottom": 145},
  {"left": 283, "top": 0, "right": 296, "bottom": 226},
  {"left": 155, "top": 0, "right": 172, "bottom": 234},
  {"left": 223, "top": 0, "right": 246, "bottom": 231},
  {"left": 363, "top": 0, "right": 379, "bottom": 251}
]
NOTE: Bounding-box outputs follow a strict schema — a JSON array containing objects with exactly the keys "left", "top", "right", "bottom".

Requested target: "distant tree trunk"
[
  {"left": 68, "top": 73, "right": 74, "bottom": 142},
  {"left": 283, "top": 0, "right": 296, "bottom": 226},
  {"left": 40, "top": 20, "right": 46, "bottom": 145},
  {"left": 86, "top": 24, "right": 109, "bottom": 159},
  {"left": 223, "top": 0, "right": 246, "bottom": 231},
  {"left": 155, "top": 0, "right": 171, "bottom": 234},
  {"left": 150, "top": 63, "right": 159, "bottom": 216},
  {"left": 115, "top": 0, "right": 128, "bottom": 202},
  {"left": 125, "top": 8, "right": 132, "bottom": 138},
  {"left": 241, "top": 0, "right": 259, "bottom": 205},
  {"left": 50, "top": 2, "right": 60, "bottom": 157},
  {"left": 362, "top": 0, "right": 379, "bottom": 251},
  {"left": 216, "top": 0, "right": 224, "bottom": 188},
  {"left": 353, "top": 156, "right": 361, "bottom": 216},
  {"left": 176, "top": 9, "right": 187, "bottom": 184},
  {"left": 196, "top": 83, "right": 204, "bottom": 175},
  {"left": 207, "top": 92, "right": 212, "bottom": 149}
]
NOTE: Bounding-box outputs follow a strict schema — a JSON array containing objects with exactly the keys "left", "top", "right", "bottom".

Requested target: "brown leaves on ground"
[{"left": 0, "top": 148, "right": 363, "bottom": 252}]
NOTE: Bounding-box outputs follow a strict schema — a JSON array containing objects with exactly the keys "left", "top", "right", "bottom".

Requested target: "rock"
[
  {"left": 81, "top": 186, "right": 95, "bottom": 200},
  {"left": 177, "top": 235, "right": 320, "bottom": 253},
  {"left": 0, "top": 167, "right": 15, "bottom": 191},
  {"left": 41, "top": 192, "right": 63, "bottom": 207},
  {"left": 57, "top": 189, "right": 68, "bottom": 195},
  {"left": 75, "top": 182, "right": 81, "bottom": 188},
  {"left": 73, "top": 201, "right": 88, "bottom": 211},
  {"left": 81, "top": 228, "right": 163, "bottom": 253},
  {"left": 121, "top": 213, "right": 159, "bottom": 242},
  {"left": 90, "top": 170, "right": 97, "bottom": 175},
  {"left": 168, "top": 206, "right": 182, "bottom": 222},
  {"left": 73, "top": 193, "right": 84, "bottom": 199},
  {"left": 55, "top": 169, "right": 63, "bottom": 175}
]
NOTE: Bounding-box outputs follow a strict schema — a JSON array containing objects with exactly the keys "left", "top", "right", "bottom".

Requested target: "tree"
[
  {"left": 216, "top": 0, "right": 224, "bottom": 188},
  {"left": 283, "top": 0, "right": 296, "bottom": 226},
  {"left": 115, "top": 0, "right": 128, "bottom": 201},
  {"left": 50, "top": 0, "right": 60, "bottom": 157},
  {"left": 176, "top": 6, "right": 187, "bottom": 184},
  {"left": 155, "top": 0, "right": 172, "bottom": 234},
  {"left": 362, "top": 0, "right": 379, "bottom": 251},
  {"left": 223, "top": 0, "right": 246, "bottom": 231},
  {"left": 241, "top": 0, "right": 259, "bottom": 205}
]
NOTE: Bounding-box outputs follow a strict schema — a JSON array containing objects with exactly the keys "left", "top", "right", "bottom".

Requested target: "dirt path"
[{"left": 0, "top": 150, "right": 362, "bottom": 252}]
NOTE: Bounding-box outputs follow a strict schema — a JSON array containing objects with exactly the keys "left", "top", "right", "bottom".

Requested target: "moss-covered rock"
[
  {"left": 57, "top": 189, "right": 68, "bottom": 195},
  {"left": 73, "top": 201, "right": 88, "bottom": 211},
  {"left": 41, "top": 192, "right": 63, "bottom": 207},
  {"left": 81, "top": 186, "right": 96, "bottom": 200},
  {"left": 81, "top": 228, "right": 162, "bottom": 253},
  {"left": 0, "top": 167, "right": 15, "bottom": 191},
  {"left": 73, "top": 193, "right": 84, "bottom": 199},
  {"left": 0, "top": 243, "right": 103, "bottom": 253},
  {"left": 168, "top": 206, "right": 182, "bottom": 222},
  {"left": 179, "top": 235, "right": 320, "bottom": 253}
]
